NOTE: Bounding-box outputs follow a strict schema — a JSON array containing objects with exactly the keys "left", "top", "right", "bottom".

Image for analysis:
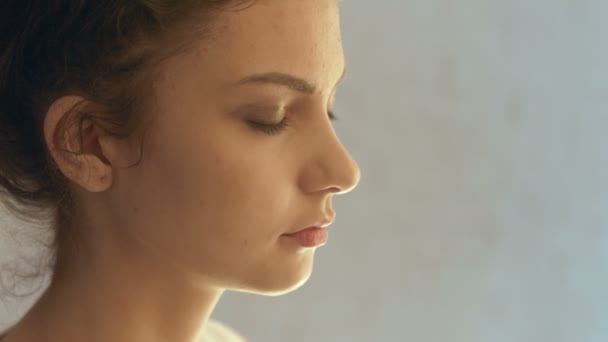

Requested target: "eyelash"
[{"left": 250, "top": 111, "right": 338, "bottom": 136}]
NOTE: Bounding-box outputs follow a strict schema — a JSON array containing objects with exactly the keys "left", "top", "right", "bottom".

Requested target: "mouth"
[
  {"left": 285, "top": 216, "right": 335, "bottom": 235},
  {"left": 282, "top": 227, "right": 329, "bottom": 247}
]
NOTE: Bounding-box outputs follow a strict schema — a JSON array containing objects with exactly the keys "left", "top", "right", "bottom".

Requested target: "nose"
[
  {"left": 299, "top": 116, "right": 361, "bottom": 195},
  {"left": 326, "top": 142, "right": 360, "bottom": 195}
]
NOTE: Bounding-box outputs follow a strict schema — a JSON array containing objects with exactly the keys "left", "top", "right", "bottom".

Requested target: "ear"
[{"left": 43, "top": 95, "right": 122, "bottom": 193}]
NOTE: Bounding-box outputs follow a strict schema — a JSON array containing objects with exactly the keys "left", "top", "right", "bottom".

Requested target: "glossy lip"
[
  {"left": 283, "top": 227, "right": 329, "bottom": 247},
  {"left": 284, "top": 217, "right": 335, "bottom": 235}
]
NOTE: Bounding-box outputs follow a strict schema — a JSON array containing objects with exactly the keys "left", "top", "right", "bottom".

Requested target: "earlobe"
[{"left": 43, "top": 95, "right": 114, "bottom": 193}]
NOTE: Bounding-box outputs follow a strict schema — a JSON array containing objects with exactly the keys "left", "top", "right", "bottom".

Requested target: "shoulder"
[{"left": 205, "top": 319, "right": 249, "bottom": 342}]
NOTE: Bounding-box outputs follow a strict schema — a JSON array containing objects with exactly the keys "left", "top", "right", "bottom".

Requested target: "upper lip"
[{"left": 285, "top": 216, "right": 335, "bottom": 235}]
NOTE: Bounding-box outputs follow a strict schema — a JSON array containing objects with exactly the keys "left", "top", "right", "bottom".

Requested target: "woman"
[{"left": 0, "top": 0, "right": 360, "bottom": 341}]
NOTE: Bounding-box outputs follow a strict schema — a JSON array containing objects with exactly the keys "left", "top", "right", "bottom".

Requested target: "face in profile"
[{"left": 97, "top": 0, "right": 360, "bottom": 295}]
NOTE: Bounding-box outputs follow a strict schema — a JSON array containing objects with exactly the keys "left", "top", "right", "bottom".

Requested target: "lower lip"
[{"left": 283, "top": 227, "right": 328, "bottom": 247}]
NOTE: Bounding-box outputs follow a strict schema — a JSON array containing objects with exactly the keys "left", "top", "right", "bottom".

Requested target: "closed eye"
[{"left": 249, "top": 110, "right": 338, "bottom": 136}]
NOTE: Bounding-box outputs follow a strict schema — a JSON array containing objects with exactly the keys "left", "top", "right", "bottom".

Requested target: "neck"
[{"left": 11, "top": 217, "right": 225, "bottom": 342}]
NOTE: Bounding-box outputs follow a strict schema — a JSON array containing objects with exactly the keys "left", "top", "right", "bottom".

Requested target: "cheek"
[
  {"left": 163, "top": 154, "right": 293, "bottom": 275},
  {"left": 204, "top": 151, "right": 291, "bottom": 228},
  {"left": 141, "top": 113, "right": 293, "bottom": 245},
  {"left": 159, "top": 135, "right": 287, "bottom": 228},
  {"left": 208, "top": 151, "right": 299, "bottom": 247}
]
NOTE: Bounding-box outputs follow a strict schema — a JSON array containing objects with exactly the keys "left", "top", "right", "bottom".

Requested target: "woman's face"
[{"left": 104, "top": 0, "right": 360, "bottom": 294}]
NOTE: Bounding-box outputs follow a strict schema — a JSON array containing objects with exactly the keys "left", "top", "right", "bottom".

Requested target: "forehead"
[{"left": 201, "top": 0, "right": 344, "bottom": 87}]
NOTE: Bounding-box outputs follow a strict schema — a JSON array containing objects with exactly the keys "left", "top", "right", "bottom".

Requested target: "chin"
[{"left": 231, "top": 252, "right": 316, "bottom": 296}]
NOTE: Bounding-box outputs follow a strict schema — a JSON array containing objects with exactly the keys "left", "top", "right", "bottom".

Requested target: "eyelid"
[
  {"left": 253, "top": 109, "right": 337, "bottom": 125},
  {"left": 248, "top": 110, "right": 338, "bottom": 136},
  {"left": 232, "top": 103, "right": 284, "bottom": 118}
]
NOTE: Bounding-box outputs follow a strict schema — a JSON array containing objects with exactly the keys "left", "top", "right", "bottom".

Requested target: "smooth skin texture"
[{"left": 1, "top": 0, "right": 360, "bottom": 341}]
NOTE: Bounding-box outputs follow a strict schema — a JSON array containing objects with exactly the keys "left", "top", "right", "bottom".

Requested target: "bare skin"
[{"left": 1, "top": 0, "right": 360, "bottom": 341}]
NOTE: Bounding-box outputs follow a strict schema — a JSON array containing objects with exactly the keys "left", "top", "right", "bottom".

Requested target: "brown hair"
[{"left": 0, "top": 0, "right": 249, "bottom": 286}]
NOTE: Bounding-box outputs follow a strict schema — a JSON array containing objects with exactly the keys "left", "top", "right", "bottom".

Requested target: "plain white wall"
[{"left": 2, "top": 0, "right": 607, "bottom": 341}]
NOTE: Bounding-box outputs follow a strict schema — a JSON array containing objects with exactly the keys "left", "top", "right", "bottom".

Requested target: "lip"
[
  {"left": 286, "top": 217, "right": 335, "bottom": 235},
  {"left": 283, "top": 227, "right": 328, "bottom": 247}
]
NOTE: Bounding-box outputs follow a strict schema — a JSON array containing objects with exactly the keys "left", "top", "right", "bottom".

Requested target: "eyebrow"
[{"left": 234, "top": 66, "right": 347, "bottom": 94}]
